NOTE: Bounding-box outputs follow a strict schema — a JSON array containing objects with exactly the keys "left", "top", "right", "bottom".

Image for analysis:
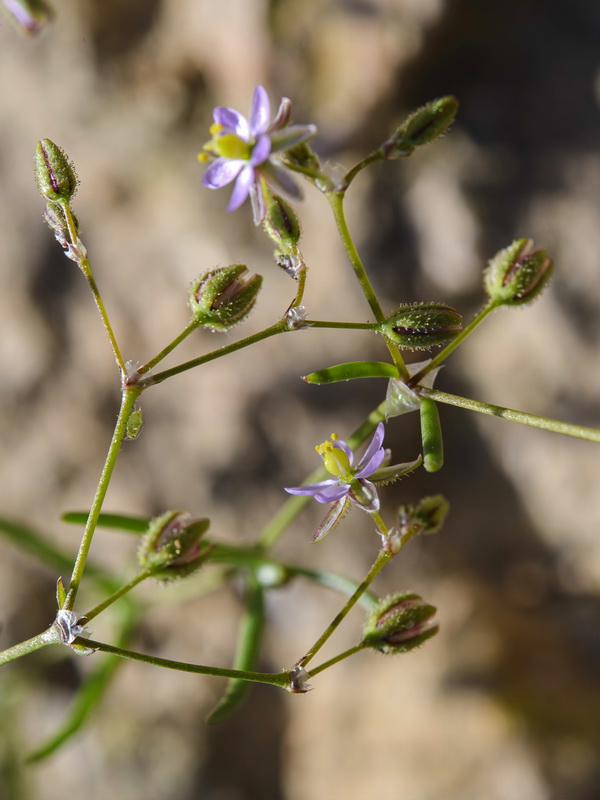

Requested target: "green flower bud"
[
  {"left": 189, "top": 265, "right": 262, "bottom": 331},
  {"left": 44, "top": 201, "right": 78, "bottom": 248},
  {"left": 362, "top": 592, "right": 439, "bottom": 654},
  {"left": 484, "top": 238, "right": 554, "bottom": 307},
  {"left": 138, "top": 511, "right": 212, "bottom": 581},
  {"left": 282, "top": 142, "right": 321, "bottom": 174},
  {"left": 35, "top": 139, "right": 77, "bottom": 202},
  {"left": 263, "top": 193, "right": 301, "bottom": 250},
  {"left": 398, "top": 494, "right": 449, "bottom": 539},
  {"left": 382, "top": 96, "right": 458, "bottom": 158},
  {"left": 380, "top": 303, "right": 462, "bottom": 350}
]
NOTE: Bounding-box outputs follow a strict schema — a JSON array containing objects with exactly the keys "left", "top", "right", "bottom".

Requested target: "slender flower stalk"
[
  {"left": 420, "top": 388, "right": 600, "bottom": 443},
  {"left": 64, "top": 385, "right": 141, "bottom": 610}
]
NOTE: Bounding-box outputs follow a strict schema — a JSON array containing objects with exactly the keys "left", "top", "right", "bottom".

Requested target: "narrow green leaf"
[
  {"left": 62, "top": 511, "right": 149, "bottom": 534},
  {"left": 420, "top": 398, "right": 444, "bottom": 472},
  {"left": 206, "top": 577, "right": 265, "bottom": 725},
  {"left": 303, "top": 361, "right": 399, "bottom": 384}
]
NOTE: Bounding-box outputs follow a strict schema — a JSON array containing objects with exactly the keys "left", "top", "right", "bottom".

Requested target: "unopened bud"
[
  {"left": 263, "top": 193, "right": 301, "bottom": 249},
  {"left": 189, "top": 265, "right": 262, "bottom": 331},
  {"left": 44, "top": 202, "right": 78, "bottom": 249},
  {"left": 362, "top": 592, "right": 438, "bottom": 654},
  {"left": 381, "top": 303, "right": 462, "bottom": 349},
  {"left": 398, "top": 494, "right": 449, "bottom": 540},
  {"left": 484, "top": 238, "right": 554, "bottom": 307},
  {"left": 382, "top": 96, "right": 458, "bottom": 159},
  {"left": 3, "top": 0, "right": 53, "bottom": 34},
  {"left": 282, "top": 142, "right": 321, "bottom": 174},
  {"left": 138, "top": 511, "right": 212, "bottom": 581},
  {"left": 35, "top": 139, "right": 77, "bottom": 202}
]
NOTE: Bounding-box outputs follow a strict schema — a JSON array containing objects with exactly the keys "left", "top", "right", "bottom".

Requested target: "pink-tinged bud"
[
  {"left": 382, "top": 96, "right": 458, "bottom": 158},
  {"left": 361, "top": 592, "right": 438, "bottom": 654},
  {"left": 484, "top": 238, "right": 554, "bottom": 307},
  {"left": 380, "top": 303, "right": 462, "bottom": 350},
  {"left": 3, "top": 0, "right": 53, "bottom": 34},
  {"left": 138, "top": 511, "right": 212, "bottom": 581},
  {"left": 44, "top": 202, "right": 78, "bottom": 249},
  {"left": 189, "top": 264, "right": 262, "bottom": 331},
  {"left": 35, "top": 139, "right": 77, "bottom": 202}
]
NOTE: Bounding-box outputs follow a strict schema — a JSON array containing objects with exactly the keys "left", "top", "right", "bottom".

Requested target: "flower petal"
[
  {"left": 270, "top": 97, "right": 292, "bottom": 131},
  {"left": 284, "top": 478, "right": 339, "bottom": 497},
  {"left": 250, "top": 134, "right": 272, "bottom": 166},
  {"left": 313, "top": 483, "right": 350, "bottom": 504},
  {"left": 356, "top": 423, "right": 385, "bottom": 476},
  {"left": 312, "top": 497, "right": 350, "bottom": 543},
  {"left": 213, "top": 106, "right": 250, "bottom": 140},
  {"left": 202, "top": 158, "right": 244, "bottom": 189},
  {"left": 355, "top": 446, "right": 386, "bottom": 479},
  {"left": 226, "top": 166, "right": 255, "bottom": 212},
  {"left": 250, "top": 86, "right": 270, "bottom": 136}
]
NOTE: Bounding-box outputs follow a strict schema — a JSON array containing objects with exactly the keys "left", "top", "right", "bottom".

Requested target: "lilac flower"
[
  {"left": 285, "top": 423, "right": 421, "bottom": 543},
  {"left": 199, "top": 86, "right": 317, "bottom": 224}
]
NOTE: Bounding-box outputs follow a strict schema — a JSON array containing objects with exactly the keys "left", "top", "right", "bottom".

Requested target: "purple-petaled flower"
[
  {"left": 285, "top": 423, "right": 421, "bottom": 543},
  {"left": 199, "top": 85, "right": 317, "bottom": 224}
]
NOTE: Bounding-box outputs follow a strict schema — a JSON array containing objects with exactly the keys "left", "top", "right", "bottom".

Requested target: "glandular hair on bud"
[
  {"left": 361, "top": 592, "right": 438, "bottom": 655},
  {"left": 380, "top": 303, "right": 462, "bottom": 350},
  {"left": 189, "top": 264, "right": 262, "bottom": 331},
  {"left": 484, "top": 238, "right": 554, "bottom": 307},
  {"left": 138, "top": 511, "right": 212, "bottom": 581},
  {"left": 35, "top": 139, "right": 78, "bottom": 202},
  {"left": 382, "top": 96, "right": 458, "bottom": 159}
]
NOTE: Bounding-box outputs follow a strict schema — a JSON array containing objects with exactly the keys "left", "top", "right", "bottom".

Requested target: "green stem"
[
  {"left": 308, "top": 644, "right": 365, "bottom": 677},
  {"left": 297, "top": 549, "right": 392, "bottom": 669},
  {"left": 0, "top": 627, "right": 59, "bottom": 667},
  {"left": 74, "top": 637, "right": 290, "bottom": 689},
  {"left": 83, "top": 570, "right": 151, "bottom": 622},
  {"left": 340, "top": 150, "right": 384, "bottom": 190},
  {"left": 137, "top": 320, "right": 200, "bottom": 376},
  {"left": 306, "top": 320, "right": 378, "bottom": 330},
  {"left": 62, "top": 202, "right": 126, "bottom": 374},
  {"left": 421, "top": 388, "right": 600, "bottom": 444},
  {"left": 141, "top": 320, "right": 288, "bottom": 388},
  {"left": 65, "top": 385, "right": 141, "bottom": 610},
  {"left": 327, "top": 192, "right": 385, "bottom": 323},
  {"left": 326, "top": 192, "right": 409, "bottom": 381},
  {"left": 408, "top": 301, "right": 497, "bottom": 387}
]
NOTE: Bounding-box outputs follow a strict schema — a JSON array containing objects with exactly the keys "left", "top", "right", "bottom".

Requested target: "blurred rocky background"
[{"left": 1, "top": 0, "right": 600, "bottom": 798}]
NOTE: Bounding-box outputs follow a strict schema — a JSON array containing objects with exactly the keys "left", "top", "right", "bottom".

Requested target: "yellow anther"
[{"left": 209, "top": 123, "right": 224, "bottom": 135}]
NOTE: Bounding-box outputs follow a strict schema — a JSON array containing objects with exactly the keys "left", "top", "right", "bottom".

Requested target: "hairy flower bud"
[
  {"left": 189, "top": 265, "right": 262, "bottom": 331},
  {"left": 398, "top": 494, "right": 449, "bottom": 539},
  {"left": 35, "top": 139, "right": 77, "bottom": 202},
  {"left": 380, "top": 303, "right": 462, "bottom": 350},
  {"left": 362, "top": 592, "right": 439, "bottom": 654},
  {"left": 484, "top": 238, "right": 554, "bottom": 307},
  {"left": 382, "top": 96, "right": 458, "bottom": 158},
  {"left": 3, "top": 0, "right": 53, "bottom": 34},
  {"left": 44, "top": 202, "right": 78, "bottom": 248},
  {"left": 138, "top": 511, "right": 212, "bottom": 581},
  {"left": 263, "top": 193, "right": 301, "bottom": 249}
]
